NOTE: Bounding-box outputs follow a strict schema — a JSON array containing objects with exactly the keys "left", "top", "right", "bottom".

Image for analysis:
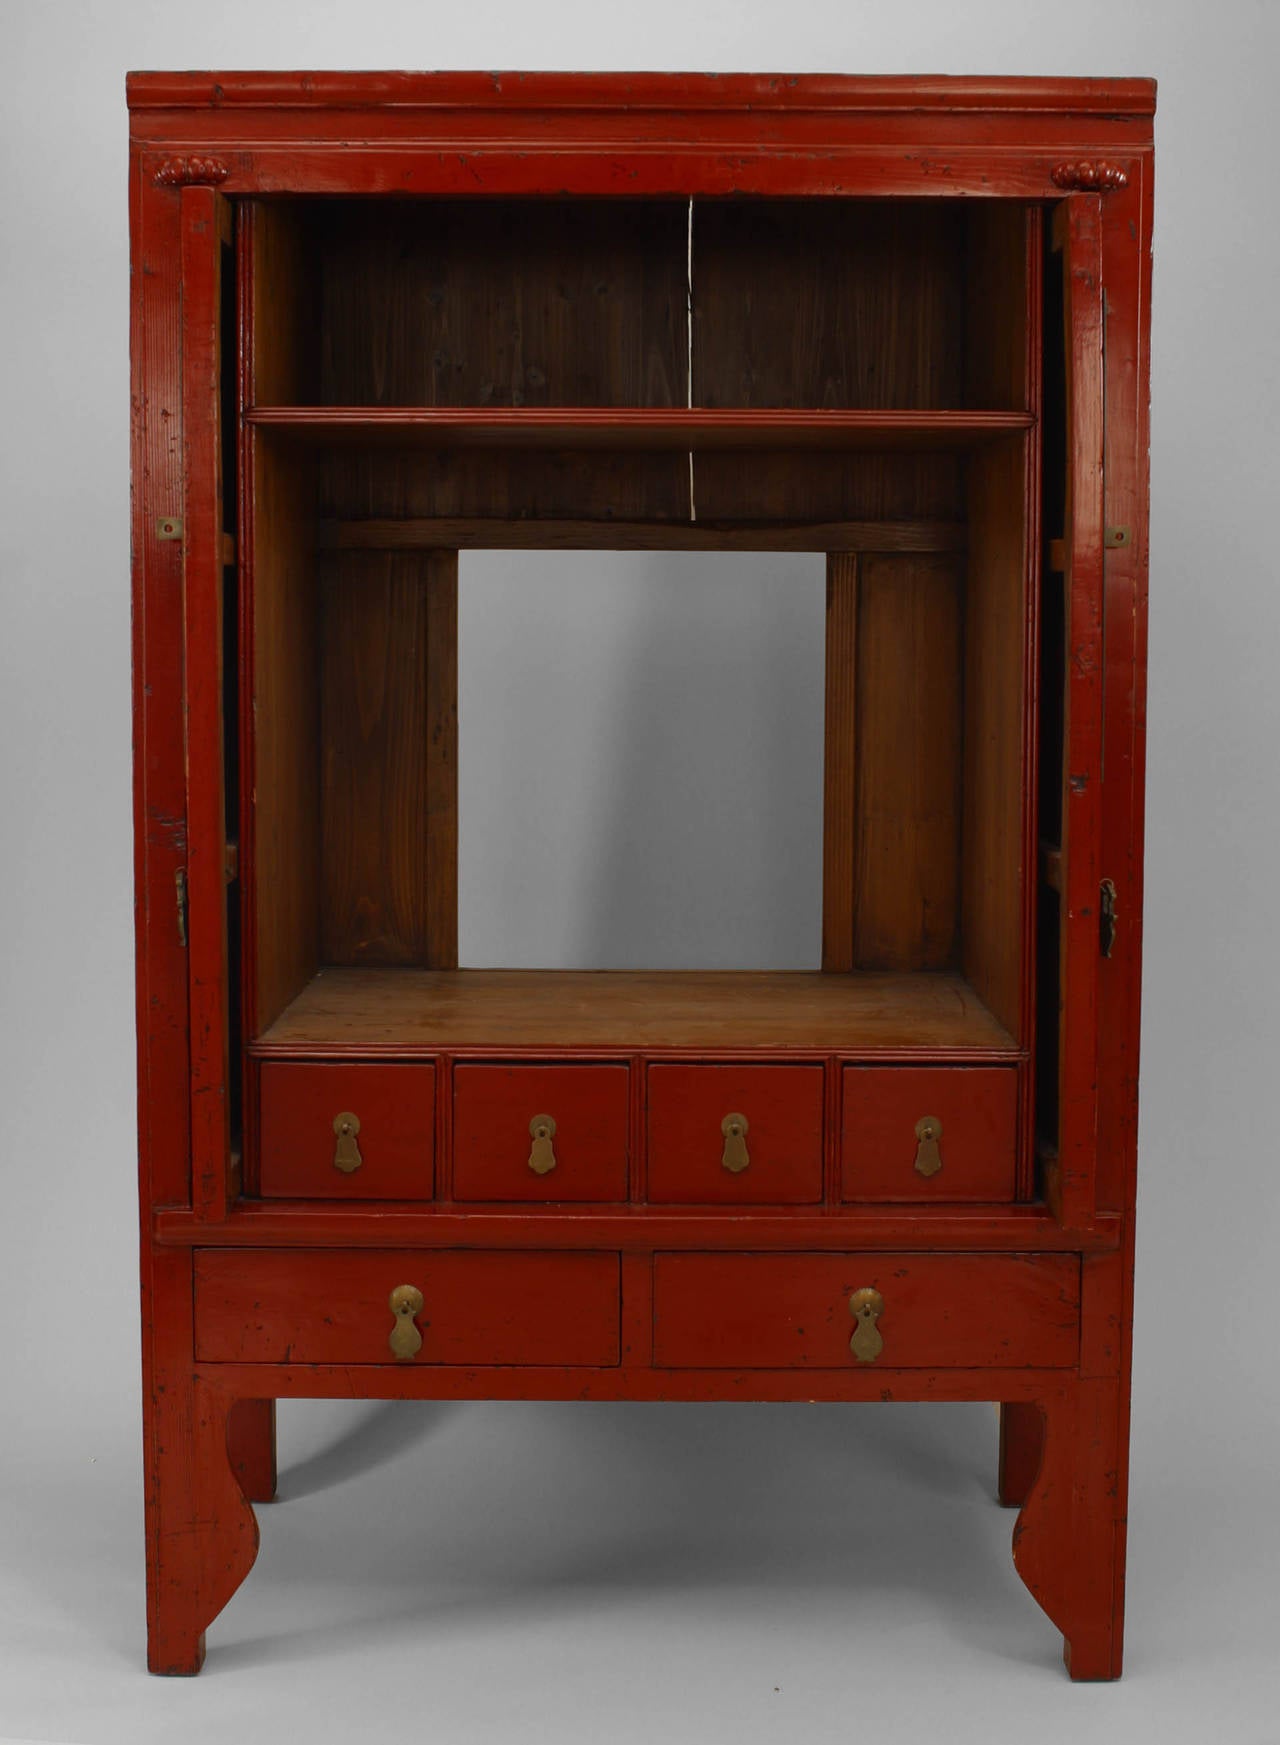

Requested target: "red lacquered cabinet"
[{"left": 129, "top": 70, "right": 1154, "bottom": 1678}]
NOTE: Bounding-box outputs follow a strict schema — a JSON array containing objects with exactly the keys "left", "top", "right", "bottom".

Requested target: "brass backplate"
[
  {"left": 721, "top": 1112, "right": 750, "bottom": 1173},
  {"left": 849, "top": 1287, "right": 885, "bottom": 1362},
  {"left": 333, "top": 1111, "right": 363, "bottom": 1173},
  {"left": 388, "top": 1284, "right": 424, "bottom": 1360},
  {"left": 913, "top": 1116, "right": 943, "bottom": 1178},
  {"left": 528, "top": 1114, "right": 557, "bottom": 1175}
]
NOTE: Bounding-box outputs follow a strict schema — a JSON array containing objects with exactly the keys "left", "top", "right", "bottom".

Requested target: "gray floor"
[{"left": 3, "top": 1393, "right": 1277, "bottom": 1745}]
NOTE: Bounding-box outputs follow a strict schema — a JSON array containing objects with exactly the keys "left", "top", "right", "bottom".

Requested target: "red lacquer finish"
[
  {"left": 129, "top": 70, "right": 1153, "bottom": 1680},
  {"left": 841, "top": 1065, "right": 1019, "bottom": 1202},
  {"left": 258, "top": 1061, "right": 435, "bottom": 1200},
  {"left": 646, "top": 1064, "right": 825, "bottom": 1205},
  {"left": 453, "top": 1064, "right": 630, "bottom": 1203}
]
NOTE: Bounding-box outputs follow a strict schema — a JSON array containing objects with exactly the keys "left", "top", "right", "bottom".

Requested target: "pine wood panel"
[
  {"left": 253, "top": 967, "right": 1017, "bottom": 1053},
  {"left": 250, "top": 407, "right": 1032, "bottom": 448},
  {"left": 316, "top": 199, "right": 688, "bottom": 407},
  {"left": 822, "top": 553, "right": 858, "bottom": 971},
  {"left": 853, "top": 553, "right": 963, "bottom": 970},
  {"left": 319, "top": 550, "right": 457, "bottom": 967},
  {"left": 692, "top": 200, "right": 965, "bottom": 409},
  {"left": 319, "top": 516, "right": 967, "bottom": 553}
]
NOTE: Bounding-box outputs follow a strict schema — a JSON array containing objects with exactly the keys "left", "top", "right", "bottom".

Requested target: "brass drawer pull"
[
  {"left": 721, "top": 1112, "right": 750, "bottom": 1173},
  {"left": 333, "top": 1111, "right": 363, "bottom": 1174},
  {"left": 388, "top": 1285, "right": 424, "bottom": 1360},
  {"left": 849, "top": 1288, "right": 885, "bottom": 1362},
  {"left": 528, "top": 1114, "right": 557, "bottom": 1175},
  {"left": 913, "top": 1115, "right": 943, "bottom": 1178}
]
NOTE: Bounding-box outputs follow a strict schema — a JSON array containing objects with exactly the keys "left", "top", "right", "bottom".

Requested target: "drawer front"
[
  {"left": 196, "top": 1249, "right": 620, "bottom": 1366},
  {"left": 258, "top": 1062, "right": 435, "bottom": 1200},
  {"left": 453, "top": 1065, "right": 629, "bottom": 1202},
  {"left": 653, "top": 1253, "right": 1079, "bottom": 1368},
  {"left": 647, "top": 1065, "right": 824, "bottom": 1204},
  {"left": 841, "top": 1066, "right": 1017, "bottom": 1202}
]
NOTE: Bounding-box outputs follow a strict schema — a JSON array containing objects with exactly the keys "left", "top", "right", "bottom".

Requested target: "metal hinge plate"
[
  {"left": 175, "top": 868, "right": 188, "bottom": 946},
  {"left": 157, "top": 516, "right": 183, "bottom": 542}
]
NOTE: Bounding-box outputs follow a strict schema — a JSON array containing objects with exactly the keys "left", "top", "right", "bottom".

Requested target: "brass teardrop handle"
[
  {"left": 333, "top": 1111, "right": 363, "bottom": 1173},
  {"left": 721, "top": 1112, "right": 750, "bottom": 1173},
  {"left": 913, "top": 1115, "right": 943, "bottom": 1178},
  {"left": 388, "top": 1285, "right": 424, "bottom": 1361},
  {"left": 528, "top": 1114, "right": 557, "bottom": 1175},
  {"left": 849, "top": 1288, "right": 885, "bottom": 1362}
]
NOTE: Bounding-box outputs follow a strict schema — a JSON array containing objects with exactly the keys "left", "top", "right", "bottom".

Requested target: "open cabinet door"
[
  {"left": 180, "top": 186, "right": 235, "bottom": 1220},
  {"left": 1049, "top": 194, "right": 1106, "bottom": 1228}
]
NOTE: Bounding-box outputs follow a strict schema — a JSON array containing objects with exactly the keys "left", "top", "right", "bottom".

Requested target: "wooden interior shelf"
[
  {"left": 247, "top": 407, "right": 1035, "bottom": 451},
  {"left": 252, "top": 968, "right": 1020, "bottom": 1055}
]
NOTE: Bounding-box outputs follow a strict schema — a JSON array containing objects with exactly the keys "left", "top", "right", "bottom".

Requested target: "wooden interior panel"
[
  {"left": 244, "top": 202, "right": 316, "bottom": 406},
  {"left": 822, "top": 553, "right": 857, "bottom": 971},
  {"left": 253, "top": 968, "right": 1019, "bottom": 1054},
  {"left": 317, "top": 444, "right": 690, "bottom": 525},
  {"left": 962, "top": 439, "right": 1031, "bottom": 1039},
  {"left": 692, "top": 449, "right": 964, "bottom": 523},
  {"left": 692, "top": 200, "right": 966, "bottom": 409},
  {"left": 319, "top": 549, "right": 457, "bottom": 967},
  {"left": 316, "top": 199, "right": 688, "bottom": 407},
  {"left": 963, "top": 203, "right": 1033, "bottom": 412},
  {"left": 853, "top": 553, "right": 963, "bottom": 971},
  {"left": 248, "top": 435, "right": 319, "bottom": 1032}
]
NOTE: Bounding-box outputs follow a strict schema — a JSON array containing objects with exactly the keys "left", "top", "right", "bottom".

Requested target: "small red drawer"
[
  {"left": 453, "top": 1065, "right": 629, "bottom": 1201},
  {"left": 257, "top": 1062, "right": 435, "bottom": 1200},
  {"left": 841, "top": 1066, "right": 1017, "bottom": 1202},
  {"left": 653, "top": 1253, "right": 1079, "bottom": 1369},
  {"left": 646, "top": 1065, "right": 823, "bottom": 1204},
  {"left": 195, "top": 1249, "right": 620, "bottom": 1366}
]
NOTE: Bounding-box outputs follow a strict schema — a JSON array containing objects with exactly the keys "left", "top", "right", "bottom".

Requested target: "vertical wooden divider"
[
  {"left": 822, "top": 552, "right": 858, "bottom": 972},
  {"left": 424, "top": 550, "right": 459, "bottom": 969}
]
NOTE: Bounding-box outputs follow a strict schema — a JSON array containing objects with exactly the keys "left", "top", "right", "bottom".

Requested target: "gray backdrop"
[{"left": 3, "top": 2, "right": 1278, "bottom": 1741}]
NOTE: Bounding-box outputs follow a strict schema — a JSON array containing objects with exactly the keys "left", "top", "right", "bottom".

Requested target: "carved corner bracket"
[
  {"left": 1051, "top": 160, "right": 1129, "bottom": 192},
  {"left": 154, "top": 156, "right": 230, "bottom": 187}
]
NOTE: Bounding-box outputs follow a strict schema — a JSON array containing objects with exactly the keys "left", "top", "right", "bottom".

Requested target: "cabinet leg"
[
  {"left": 144, "top": 1377, "right": 260, "bottom": 1675},
  {"left": 1011, "top": 1382, "right": 1127, "bottom": 1680},
  {"left": 227, "top": 1398, "right": 278, "bottom": 1502},
  {"left": 998, "top": 1400, "right": 1044, "bottom": 1507}
]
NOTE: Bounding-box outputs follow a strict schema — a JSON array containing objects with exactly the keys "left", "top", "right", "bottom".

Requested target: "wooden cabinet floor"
[{"left": 128, "top": 70, "right": 1153, "bottom": 1679}]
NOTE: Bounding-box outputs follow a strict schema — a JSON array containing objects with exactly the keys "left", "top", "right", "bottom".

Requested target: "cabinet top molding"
[{"left": 126, "top": 69, "right": 1157, "bottom": 117}]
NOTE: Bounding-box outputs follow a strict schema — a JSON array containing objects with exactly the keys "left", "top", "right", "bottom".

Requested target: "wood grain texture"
[
  {"left": 319, "top": 552, "right": 441, "bottom": 965},
  {"left": 316, "top": 199, "right": 687, "bottom": 408},
  {"left": 320, "top": 517, "right": 967, "bottom": 553},
  {"left": 246, "top": 436, "right": 319, "bottom": 1031},
  {"left": 653, "top": 1252, "right": 1079, "bottom": 1368},
  {"left": 251, "top": 406, "right": 1033, "bottom": 449},
  {"left": 423, "top": 551, "right": 458, "bottom": 969},
  {"left": 853, "top": 552, "right": 963, "bottom": 971},
  {"left": 226, "top": 1399, "right": 277, "bottom": 1504},
  {"left": 693, "top": 200, "right": 965, "bottom": 410},
  {"left": 253, "top": 967, "right": 1017, "bottom": 1052},
  {"left": 962, "top": 437, "right": 1031, "bottom": 1040},
  {"left": 822, "top": 553, "right": 857, "bottom": 971}
]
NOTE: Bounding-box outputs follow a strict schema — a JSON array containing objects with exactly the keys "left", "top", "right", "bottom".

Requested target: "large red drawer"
[
  {"left": 195, "top": 1249, "right": 620, "bottom": 1366},
  {"left": 653, "top": 1253, "right": 1079, "bottom": 1368}
]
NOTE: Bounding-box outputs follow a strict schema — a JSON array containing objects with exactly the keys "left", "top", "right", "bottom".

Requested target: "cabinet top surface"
[{"left": 126, "top": 69, "right": 1156, "bottom": 117}]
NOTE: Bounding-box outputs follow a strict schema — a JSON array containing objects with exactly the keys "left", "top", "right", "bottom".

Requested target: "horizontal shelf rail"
[{"left": 247, "top": 405, "right": 1035, "bottom": 451}]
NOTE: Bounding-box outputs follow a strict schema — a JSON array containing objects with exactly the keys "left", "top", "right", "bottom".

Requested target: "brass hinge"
[
  {"left": 1099, "top": 878, "right": 1118, "bottom": 958},
  {"left": 175, "top": 868, "right": 188, "bottom": 947}
]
